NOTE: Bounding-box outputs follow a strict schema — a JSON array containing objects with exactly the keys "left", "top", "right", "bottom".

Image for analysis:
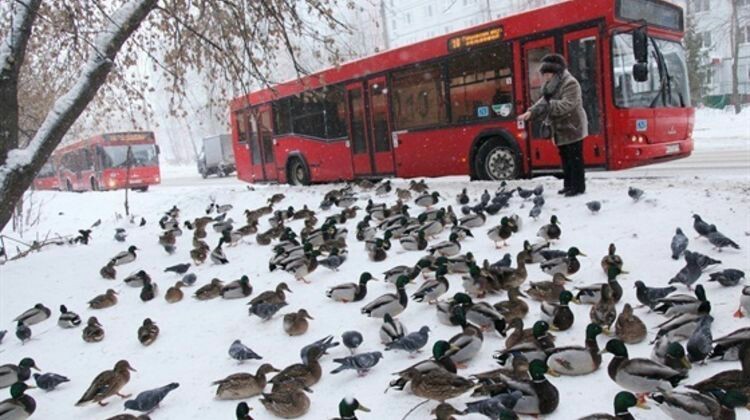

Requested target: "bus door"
[
  {"left": 233, "top": 109, "right": 253, "bottom": 182},
  {"left": 564, "top": 28, "right": 606, "bottom": 166},
  {"left": 346, "top": 82, "right": 372, "bottom": 175},
  {"left": 257, "top": 105, "right": 278, "bottom": 181},
  {"left": 522, "top": 37, "right": 560, "bottom": 169},
  {"left": 366, "top": 77, "right": 396, "bottom": 175}
]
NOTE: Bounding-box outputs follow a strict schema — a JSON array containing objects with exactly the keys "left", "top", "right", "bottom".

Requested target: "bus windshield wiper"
[{"left": 649, "top": 38, "right": 672, "bottom": 108}]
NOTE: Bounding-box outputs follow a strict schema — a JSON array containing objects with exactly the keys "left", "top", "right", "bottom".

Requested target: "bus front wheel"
[
  {"left": 287, "top": 158, "right": 310, "bottom": 186},
  {"left": 91, "top": 178, "right": 99, "bottom": 191},
  {"left": 475, "top": 140, "right": 520, "bottom": 181}
]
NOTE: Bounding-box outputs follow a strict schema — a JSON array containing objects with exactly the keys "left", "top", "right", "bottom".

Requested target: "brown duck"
[
  {"left": 590, "top": 283, "right": 617, "bottom": 333},
  {"left": 88, "top": 289, "right": 118, "bottom": 309},
  {"left": 493, "top": 287, "right": 529, "bottom": 321},
  {"left": 525, "top": 273, "right": 572, "bottom": 303},
  {"left": 190, "top": 244, "right": 209, "bottom": 265},
  {"left": 269, "top": 347, "right": 324, "bottom": 391},
  {"left": 260, "top": 382, "right": 311, "bottom": 418},
  {"left": 213, "top": 363, "right": 280, "bottom": 400},
  {"left": 100, "top": 262, "right": 116, "bottom": 280},
  {"left": 249, "top": 282, "right": 292, "bottom": 306},
  {"left": 76, "top": 360, "right": 135, "bottom": 406},
  {"left": 283, "top": 309, "right": 314, "bottom": 336},
  {"left": 601, "top": 242, "right": 624, "bottom": 274},
  {"left": 504, "top": 318, "right": 557, "bottom": 349},
  {"left": 138, "top": 318, "right": 159, "bottom": 346},
  {"left": 165, "top": 281, "right": 185, "bottom": 303},
  {"left": 83, "top": 316, "right": 105, "bottom": 343},
  {"left": 194, "top": 278, "right": 224, "bottom": 300}
]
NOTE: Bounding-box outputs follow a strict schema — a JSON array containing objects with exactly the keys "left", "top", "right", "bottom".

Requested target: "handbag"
[{"left": 540, "top": 114, "right": 553, "bottom": 139}]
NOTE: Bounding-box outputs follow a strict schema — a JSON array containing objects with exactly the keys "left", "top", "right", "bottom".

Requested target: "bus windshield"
[
  {"left": 99, "top": 145, "right": 158, "bottom": 168},
  {"left": 612, "top": 33, "right": 690, "bottom": 108}
]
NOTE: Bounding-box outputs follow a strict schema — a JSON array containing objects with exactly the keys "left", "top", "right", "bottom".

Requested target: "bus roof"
[{"left": 55, "top": 131, "right": 155, "bottom": 155}]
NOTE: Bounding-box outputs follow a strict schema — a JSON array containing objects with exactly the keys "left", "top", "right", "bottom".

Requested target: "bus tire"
[
  {"left": 287, "top": 158, "right": 310, "bottom": 186},
  {"left": 66, "top": 180, "right": 73, "bottom": 192},
  {"left": 474, "top": 139, "right": 520, "bottom": 181},
  {"left": 91, "top": 178, "right": 99, "bottom": 191}
]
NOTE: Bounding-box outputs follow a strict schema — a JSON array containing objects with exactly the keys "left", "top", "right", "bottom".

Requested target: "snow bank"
[{"left": 693, "top": 108, "right": 750, "bottom": 151}]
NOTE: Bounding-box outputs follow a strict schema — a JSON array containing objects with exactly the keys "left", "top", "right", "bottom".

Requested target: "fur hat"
[{"left": 540, "top": 53, "right": 567, "bottom": 74}]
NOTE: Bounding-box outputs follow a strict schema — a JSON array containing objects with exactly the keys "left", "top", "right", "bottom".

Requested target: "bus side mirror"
[
  {"left": 632, "top": 27, "right": 648, "bottom": 82},
  {"left": 155, "top": 145, "right": 161, "bottom": 155},
  {"left": 632, "top": 62, "right": 648, "bottom": 82}
]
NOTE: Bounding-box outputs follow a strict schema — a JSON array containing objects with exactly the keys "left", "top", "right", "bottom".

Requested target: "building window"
[
  {"left": 692, "top": 0, "right": 710, "bottom": 12},
  {"left": 700, "top": 31, "right": 712, "bottom": 48},
  {"left": 447, "top": 43, "right": 515, "bottom": 123},
  {"left": 743, "top": 25, "right": 750, "bottom": 44},
  {"left": 391, "top": 63, "right": 448, "bottom": 130}
]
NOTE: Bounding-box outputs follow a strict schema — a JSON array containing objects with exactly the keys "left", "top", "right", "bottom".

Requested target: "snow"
[
  {"left": 693, "top": 107, "right": 750, "bottom": 151},
  {"left": 0, "top": 171, "right": 749, "bottom": 419}
]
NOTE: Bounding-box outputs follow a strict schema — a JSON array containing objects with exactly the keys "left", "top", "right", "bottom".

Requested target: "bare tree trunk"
[
  {"left": 731, "top": 0, "right": 741, "bottom": 114},
  {"left": 0, "top": 0, "right": 157, "bottom": 233}
]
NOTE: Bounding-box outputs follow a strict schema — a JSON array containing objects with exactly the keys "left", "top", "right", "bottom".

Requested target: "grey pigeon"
[
  {"left": 628, "top": 186, "right": 644, "bottom": 201},
  {"left": 0, "top": 330, "right": 6, "bottom": 344},
  {"left": 342, "top": 331, "right": 363, "bottom": 354},
  {"left": 300, "top": 335, "right": 340, "bottom": 361},
  {"left": 248, "top": 301, "right": 287, "bottom": 321},
  {"left": 668, "top": 253, "right": 702, "bottom": 290},
  {"left": 124, "top": 382, "right": 179, "bottom": 412},
  {"left": 492, "top": 253, "right": 512, "bottom": 269},
  {"left": 229, "top": 339, "right": 262, "bottom": 362},
  {"left": 33, "top": 372, "right": 70, "bottom": 391},
  {"left": 533, "top": 185, "right": 544, "bottom": 196},
  {"left": 164, "top": 263, "right": 191, "bottom": 274},
  {"left": 671, "top": 228, "right": 688, "bottom": 260},
  {"left": 16, "top": 321, "right": 31, "bottom": 343},
  {"left": 532, "top": 195, "right": 545, "bottom": 207},
  {"left": 687, "top": 251, "right": 721, "bottom": 271},
  {"left": 634, "top": 281, "right": 676, "bottom": 310},
  {"left": 114, "top": 228, "right": 127, "bottom": 242},
  {"left": 330, "top": 351, "right": 383, "bottom": 375},
  {"left": 481, "top": 190, "right": 491, "bottom": 204},
  {"left": 517, "top": 187, "right": 533, "bottom": 200},
  {"left": 529, "top": 205, "right": 542, "bottom": 220},
  {"left": 181, "top": 273, "right": 197, "bottom": 286},
  {"left": 385, "top": 326, "right": 430, "bottom": 353},
  {"left": 319, "top": 250, "right": 347, "bottom": 271},
  {"left": 708, "top": 269, "right": 745, "bottom": 287},
  {"left": 461, "top": 205, "right": 472, "bottom": 215},
  {"left": 463, "top": 390, "right": 522, "bottom": 418},
  {"left": 686, "top": 315, "right": 714, "bottom": 363},
  {"left": 706, "top": 231, "right": 740, "bottom": 251},
  {"left": 586, "top": 200, "right": 601, "bottom": 214},
  {"left": 692, "top": 214, "right": 715, "bottom": 237}
]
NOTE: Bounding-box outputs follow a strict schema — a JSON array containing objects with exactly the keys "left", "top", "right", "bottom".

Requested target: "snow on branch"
[{"left": 0, "top": 0, "right": 42, "bottom": 79}]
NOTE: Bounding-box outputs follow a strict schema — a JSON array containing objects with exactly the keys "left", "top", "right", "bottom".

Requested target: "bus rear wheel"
[
  {"left": 91, "top": 178, "right": 99, "bottom": 191},
  {"left": 287, "top": 158, "right": 310, "bottom": 186},
  {"left": 475, "top": 140, "right": 520, "bottom": 181},
  {"left": 66, "top": 180, "right": 73, "bottom": 192}
]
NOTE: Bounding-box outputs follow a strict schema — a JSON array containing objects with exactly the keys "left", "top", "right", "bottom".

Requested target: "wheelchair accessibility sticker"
[{"left": 636, "top": 119, "right": 648, "bottom": 132}]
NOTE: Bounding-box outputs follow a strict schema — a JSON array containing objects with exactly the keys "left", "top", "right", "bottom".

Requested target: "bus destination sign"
[
  {"left": 103, "top": 132, "right": 153, "bottom": 143},
  {"left": 448, "top": 27, "right": 504, "bottom": 51}
]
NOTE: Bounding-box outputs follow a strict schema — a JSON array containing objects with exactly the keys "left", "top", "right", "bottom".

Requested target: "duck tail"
[{"left": 668, "top": 372, "right": 687, "bottom": 388}]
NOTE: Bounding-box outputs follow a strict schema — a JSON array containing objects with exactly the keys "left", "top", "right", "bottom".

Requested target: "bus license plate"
[{"left": 665, "top": 144, "right": 679, "bottom": 155}]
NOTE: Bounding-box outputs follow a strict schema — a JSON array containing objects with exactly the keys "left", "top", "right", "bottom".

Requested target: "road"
[{"left": 160, "top": 145, "right": 749, "bottom": 188}]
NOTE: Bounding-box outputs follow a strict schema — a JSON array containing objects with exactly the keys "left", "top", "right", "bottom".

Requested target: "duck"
[
  {"left": 540, "top": 247, "right": 585, "bottom": 277},
  {"left": 461, "top": 264, "right": 492, "bottom": 297},
  {"left": 654, "top": 284, "right": 708, "bottom": 317},
  {"left": 491, "top": 249, "right": 531, "bottom": 291},
  {"left": 210, "top": 239, "right": 229, "bottom": 264},
  {"left": 654, "top": 301, "right": 711, "bottom": 342},
  {"left": 361, "top": 276, "right": 409, "bottom": 318},
  {"left": 602, "top": 339, "right": 686, "bottom": 394},
  {"left": 283, "top": 309, "right": 314, "bottom": 336},
  {"left": 213, "top": 364, "right": 280, "bottom": 400},
  {"left": 401, "top": 368, "right": 474, "bottom": 402},
  {"left": 0, "top": 382, "right": 36, "bottom": 419},
  {"left": 366, "top": 239, "right": 389, "bottom": 262},
  {"left": 58, "top": 305, "right": 81, "bottom": 328},
  {"left": 326, "top": 272, "right": 376, "bottom": 303},
  {"left": 650, "top": 389, "right": 744, "bottom": 420},
  {"left": 735, "top": 286, "right": 750, "bottom": 318},
  {"left": 523, "top": 240, "right": 552, "bottom": 264},
  {"left": 709, "top": 327, "right": 750, "bottom": 361},
  {"left": 415, "top": 191, "right": 441, "bottom": 208},
  {"left": 139, "top": 279, "right": 158, "bottom": 302},
  {"left": 260, "top": 383, "right": 311, "bottom": 418},
  {"left": 332, "top": 397, "right": 370, "bottom": 420},
  {"left": 489, "top": 290, "right": 526, "bottom": 324},
  {"left": 601, "top": 243, "right": 624, "bottom": 274},
  {"left": 525, "top": 273, "right": 572, "bottom": 303},
  {"left": 650, "top": 338, "right": 692, "bottom": 375},
  {"left": 100, "top": 261, "right": 117, "bottom": 279},
  {"left": 194, "top": 278, "right": 224, "bottom": 300},
  {"left": 15, "top": 321, "right": 30, "bottom": 344},
  {"left": 380, "top": 313, "right": 407, "bottom": 344},
  {"left": 546, "top": 323, "right": 603, "bottom": 376},
  {"left": 428, "top": 233, "right": 461, "bottom": 257},
  {"left": 503, "top": 318, "right": 533, "bottom": 349},
  {"left": 476, "top": 359, "right": 559, "bottom": 415},
  {"left": 412, "top": 266, "right": 450, "bottom": 304},
  {"left": 138, "top": 318, "right": 159, "bottom": 346},
  {"left": 110, "top": 245, "right": 138, "bottom": 266},
  {"left": 250, "top": 282, "right": 293, "bottom": 306},
  {"left": 579, "top": 391, "right": 648, "bottom": 420},
  {"left": 0, "top": 358, "right": 39, "bottom": 389},
  {"left": 269, "top": 346, "right": 324, "bottom": 390},
  {"left": 541, "top": 290, "right": 575, "bottom": 331},
  {"left": 222, "top": 275, "right": 253, "bottom": 299},
  {"left": 234, "top": 402, "right": 254, "bottom": 420},
  {"left": 494, "top": 321, "right": 555, "bottom": 366},
  {"left": 76, "top": 360, "right": 136, "bottom": 406},
  {"left": 165, "top": 281, "right": 185, "bottom": 303},
  {"left": 13, "top": 303, "right": 51, "bottom": 326},
  {"left": 388, "top": 340, "right": 459, "bottom": 391},
  {"left": 285, "top": 251, "right": 320, "bottom": 283},
  {"left": 88, "top": 289, "right": 118, "bottom": 309},
  {"left": 400, "top": 230, "right": 428, "bottom": 251},
  {"left": 82, "top": 316, "right": 105, "bottom": 343},
  {"left": 615, "top": 303, "right": 647, "bottom": 344},
  {"left": 190, "top": 244, "right": 209, "bottom": 265},
  {"left": 590, "top": 283, "right": 617, "bottom": 333},
  {"left": 487, "top": 217, "right": 514, "bottom": 248},
  {"left": 445, "top": 311, "right": 484, "bottom": 366},
  {"left": 410, "top": 179, "right": 430, "bottom": 193},
  {"left": 462, "top": 298, "right": 507, "bottom": 336},
  {"left": 459, "top": 211, "right": 486, "bottom": 228},
  {"left": 536, "top": 215, "right": 561, "bottom": 241},
  {"left": 574, "top": 266, "right": 627, "bottom": 304},
  {"left": 123, "top": 270, "right": 150, "bottom": 288},
  {"left": 690, "top": 341, "right": 750, "bottom": 400}
]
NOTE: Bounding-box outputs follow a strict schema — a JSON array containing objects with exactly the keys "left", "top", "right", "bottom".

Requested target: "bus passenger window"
[{"left": 391, "top": 63, "right": 447, "bottom": 130}]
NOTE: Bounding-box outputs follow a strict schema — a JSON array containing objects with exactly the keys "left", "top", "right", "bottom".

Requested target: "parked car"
[{"left": 197, "top": 134, "right": 235, "bottom": 178}]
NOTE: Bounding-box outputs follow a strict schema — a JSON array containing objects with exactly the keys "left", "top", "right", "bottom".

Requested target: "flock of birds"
[{"left": 0, "top": 177, "right": 749, "bottom": 420}]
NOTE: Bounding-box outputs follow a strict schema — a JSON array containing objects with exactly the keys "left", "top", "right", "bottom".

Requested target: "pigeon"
[
  {"left": 181, "top": 273, "right": 197, "bottom": 286},
  {"left": 16, "top": 321, "right": 31, "bottom": 343},
  {"left": 686, "top": 315, "right": 713, "bottom": 363},
  {"left": 670, "top": 228, "right": 688, "bottom": 260},
  {"left": 300, "top": 335, "right": 340, "bottom": 361},
  {"left": 248, "top": 301, "right": 287, "bottom": 321},
  {"left": 517, "top": 187, "right": 533, "bottom": 200},
  {"left": 529, "top": 205, "right": 542, "bottom": 220},
  {"left": 493, "top": 253, "right": 512, "bottom": 269},
  {"left": 164, "top": 263, "right": 191, "bottom": 275},
  {"left": 687, "top": 251, "right": 721, "bottom": 271},
  {"left": 532, "top": 195, "right": 545, "bottom": 207},
  {"left": 533, "top": 185, "right": 544, "bottom": 196},
  {"left": 692, "top": 214, "right": 715, "bottom": 237},
  {"left": 586, "top": 200, "right": 601, "bottom": 214},
  {"left": 229, "top": 339, "right": 262, "bottom": 362},
  {"left": 91, "top": 219, "right": 102, "bottom": 228},
  {"left": 634, "top": 281, "right": 676, "bottom": 310},
  {"left": 462, "top": 390, "right": 523, "bottom": 418},
  {"left": 707, "top": 269, "right": 745, "bottom": 287},
  {"left": 33, "top": 372, "right": 70, "bottom": 391},
  {"left": 319, "top": 249, "right": 347, "bottom": 271},
  {"left": 481, "top": 190, "right": 491, "bottom": 204},
  {"left": 0, "top": 329, "right": 6, "bottom": 344},
  {"left": 456, "top": 189, "right": 469, "bottom": 205},
  {"left": 668, "top": 253, "right": 702, "bottom": 290},
  {"left": 114, "top": 228, "right": 127, "bottom": 242},
  {"left": 706, "top": 231, "right": 740, "bottom": 251},
  {"left": 330, "top": 351, "right": 383, "bottom": 375},
  {"left": 124, "top": 382, "right": 180, "bottom": 412},
  {"left": 628, "top": 186, "right": 644, "bottom": 201},
  {"left": 385, "top": 326, "right": 430, "bottom": 353},
  {"left": 342, "top": 331, "right": 363, "bottom": 354},
  {"left": 139, "top": 217, "right": 146, "bottom": 227}
]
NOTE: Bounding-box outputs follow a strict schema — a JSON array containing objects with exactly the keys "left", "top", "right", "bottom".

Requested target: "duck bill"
[
  {"left": 578, "top": 251, "right": 587, "bottom": 257},
  {"left": 357, "top": 404, "right": 371, "bottom": 412},
  {"left": 128, "top": 366, "right": 137, "bottom": 372},
  {"left": 620, "top": 269, "right": 629, "bottom": 274},
  {"left": 680, "top": 357, "right": 692, "bottom": 370},
  {"left": 32, "top": 365, "right": 41, "bottom": 372},
  {"left": 546, "top": 369, "right": 561, "bottom": 377},
  {"left": 599, "top": 348, "right": 609, "bottom": 355},
  {"left": 636, "top": 394, "right": 650, "bottom": 409}
]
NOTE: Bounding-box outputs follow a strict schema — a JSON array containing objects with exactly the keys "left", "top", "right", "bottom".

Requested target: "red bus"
[
  {"left": 47, "top": 131, "right": 161, "bottom": 192},
  {"left": 32, "top": 160, "right": 62, "bottom": 191},
  {"left": 229, "top": 0, "right": 693, "bottom": 184}
]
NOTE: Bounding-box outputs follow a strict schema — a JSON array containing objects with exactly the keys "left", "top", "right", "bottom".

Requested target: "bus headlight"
[{"left": 107, "top": 179, "right": 117, "bottom": 188}]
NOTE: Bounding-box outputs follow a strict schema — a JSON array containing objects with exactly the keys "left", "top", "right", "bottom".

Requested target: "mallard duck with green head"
[
  {"left": 574, "top": 266, "right": 627, "bottom": 304},
  {"left": 445, "top": 309, "right": 484, "bottom": 366},
  {"left": 690, "top": 340, "right": 750, "bottom": 400},
  {"left": 603, "top": 339, "right": 686, "bottom": 394},
  {"left": 327, "top": 272, "right": 377, "bottom": 303},
  {"left": 0, "top": 382, "right": 36, "bottom": 419},
  {"left": 487, "top": 217, "right": 513, "bottom": 248},
  {"left": 654, "top": 284, "right": 707, "bottom": 317},
  {"left": 213, "top": 364, "right": 281, "bottom": 400},
  {"left": 494, "top": 321, "right": 555, "bottom": 366},
  {"left": 537, "top": 215, "right": 562, "bottom": 241},
  {"left": 361, "top": 276, "right": 409, "bottom": 318},
  {"left": 546, "top": 323, "right": 603, "bottom": 376},
  {"left": 388, "top": 340, "right": 458, "bottom": 391},
  {"left": 651, "top": 339, "right": 692, "bottom": 374},
  {"left": 428, "top": 233, "right": 461, "bottom": 257},
  {"left": 578, "top": 391, "right": 648, "bottom": 419},
  {"left": 541, "top": 290, "right": 575, "bottom": 331},
  {"left": 474, "top": 359, "right": 559, "bottom": 415},
  {"left": 412, "top": 266, "right": 450, "bottom": 304},
  {"left": 332, "top": 397, "right": 370, "bottom": 420},
  {"left": 525, "top": 273, "right": 572, "bottom": 303},
  {"left": 650, "top": 389, "right": 748, "bottom": 420},
  {"left": 0, "top": 358, "right": 39, "bottom": 389},
  {"left": 541, "top": 247, "right": 585, "bottom": 277}
]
